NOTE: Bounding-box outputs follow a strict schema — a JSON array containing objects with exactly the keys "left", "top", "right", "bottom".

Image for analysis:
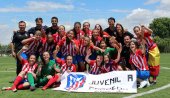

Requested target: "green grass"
[{"left": 0, "top": 53, "right": 170, "bottom": 98}]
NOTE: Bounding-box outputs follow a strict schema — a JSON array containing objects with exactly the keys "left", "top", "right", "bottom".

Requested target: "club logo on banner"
[
  {"left": 53, "top": 71, "right": 137, "bottom": 93},
  {"left": 65, "top": 74, "right": 86, "bottom": 90}
]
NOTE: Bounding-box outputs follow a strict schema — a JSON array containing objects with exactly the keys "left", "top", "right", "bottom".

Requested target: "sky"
[{"left": 0, "top": 0, "right": 170, "bottom": 45}]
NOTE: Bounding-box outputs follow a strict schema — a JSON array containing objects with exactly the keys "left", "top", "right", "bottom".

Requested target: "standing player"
[
  {"left": 134, "top": 25, "right": 160, "bottom": 85},
  {"left": 22, "top": 30, "right": 42, "bottom": 59},
  {"left": 10, "top": 21, "right": 29, "bottom": 75},
  {"left": 72, "top": 22, "right": 84, "bottom": 40},
  {"left": 39, "top": 34, "right": 56, "bottom": 60},
  {"left": 91, "top": 29, "right": 103, "bottom": 47},
  {"left": 90, "top": 29, "right": 103, "bottom": 60},
  {"left": 52, "top": 25, "right": 66, "bottom": 43},
  {"left": 52, "top": 25, "right": 66, "bottom": 58},
  {"left": 115, "top": 23, "right": 134, "bottom": 46},
  {"left": 94, "top": 24, "right": 110, "bottom": 38},
  {"left": 82, "top": 22, "right": 92, "bottom": 39},
  {"left": 27, "top": 17, "right": 47, "bottom": 42},
  {"left": 104, "top": 17, "right": 117, "bottom": 37},
  {"left": 78, "top": 36, "right": 103, "bottom": 72},
  {"left": 46, "top": 17, "right": 59, "bottom": 35},
  {"left": 55, "top": 30, "right": 79, "bottom": 65}
]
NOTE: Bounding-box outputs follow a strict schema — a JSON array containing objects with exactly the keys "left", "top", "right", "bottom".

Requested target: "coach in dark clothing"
[
  {"left": 27, "top": 17, "right": 48, "bottom": 37},
  {"left": 46, "top": 17, "right": 59, "bottom": 35},
  {"left": 11, "top": 21, "right": 28, "bottom": 75},
  {"left": 104, "top": 17, "right": 117, "bottom": 37},
  {"left": 104, "top": 17, "right": 117, "bottom": 46}
]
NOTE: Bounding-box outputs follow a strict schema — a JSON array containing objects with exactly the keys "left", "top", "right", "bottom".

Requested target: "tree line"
[
  {"left": 0, "top": 44, "right": 11, "bottom": 56},
  {"left": 150, "top": 17, "right": 170, "bottom": 53}
]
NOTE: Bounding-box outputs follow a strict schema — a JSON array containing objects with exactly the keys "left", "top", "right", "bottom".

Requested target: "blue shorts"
[
  {"left": 20, "top": 78, "right": 28, "bottom": 84},
  {"left": 76, "top": 55, "right": 85, "bottom": 63},
  {"left": 57, "top": 51, "right": 62, "bottom": 58},
  {"left": 89, "top": 52, "right": 97, "bottom": 60},
  {"left": 137, "top": 70, "right": 150, "bottom": 80}
]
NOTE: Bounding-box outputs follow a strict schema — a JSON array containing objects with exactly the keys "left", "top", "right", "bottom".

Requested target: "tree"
[
  {"left": 0, "top": 44, "right": 11, "bottom": 56},
  {"left": 149, "top": 17, "right": 170, "bottom": 38}
]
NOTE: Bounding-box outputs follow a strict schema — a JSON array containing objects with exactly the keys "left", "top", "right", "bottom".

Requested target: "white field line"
[
  {"left": 123, "top": 83, "right": 170, "bottom": 98},
  {"left": 161, "top": 67, "right": 170, "bottom": 70}
]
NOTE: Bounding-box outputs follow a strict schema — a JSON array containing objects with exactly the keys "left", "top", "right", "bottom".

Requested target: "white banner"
[{"left": 53, "top": 71, "right": 137, "bottom": 93}]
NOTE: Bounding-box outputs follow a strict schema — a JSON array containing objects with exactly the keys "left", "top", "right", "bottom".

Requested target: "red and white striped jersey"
[
  {"left": 102, "top": 60, "right": 118, "bottom": 73},
  {"left": 92, "top": 36, "right": 102, "bottom": 46},
  {"left": 79, "top": 41, "right": 94, "bottom": 56},
  {"left": 144, "top": 31, "right": 155, "bottom": 49},
  {"left": 41, "top": 37, "right": 46, "bottom": 44},
  {"left": 83, "top": 30, "right": 92, "bottom": 39},
  {"left": 39, "top": 41, "right": 56, "bottom": 56},
  {"left": 52, "top": 33, "right": 66, "bottom": 43},
  {"left": 89, "top": 60, "right": 102, "bottom": 75},
  {"left": 129, "top": 49, "right": 149, "bottom": 71},
  {"left": 21, "top": 58, "right": 38, "bottom": 74},
  {"left": 76, "top": 30, "right": 84, "bottom": 40},
  {"left": 58, "top": 38, "right": 79, "bottom": 56},
  {"left": 55, "top": 58, "right": 76, "bottom": 73},
  {"left": 25, "top": 38, "right": 42, "bottom": 55}
]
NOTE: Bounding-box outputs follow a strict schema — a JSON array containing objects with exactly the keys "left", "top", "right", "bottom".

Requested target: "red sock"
[
  {"left": 44, "top": 75, "right": 59, "bottom": 88},
  {"left": 153, "top": 76, "right": 157, "bottom": 81},
  {"left": 12, "top": 76, "right": 22, "bottom": 89},
  {"left": 17, "top": 84, "right": 24, "bottom": 90}
]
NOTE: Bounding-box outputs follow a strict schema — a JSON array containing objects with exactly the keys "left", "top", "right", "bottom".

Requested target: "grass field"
[{"left": 0, "top": 53, "right": 170, "bottom": 98}]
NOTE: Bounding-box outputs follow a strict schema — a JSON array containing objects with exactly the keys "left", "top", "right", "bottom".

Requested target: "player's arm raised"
[{"left": 17, "top": 46, "right": 27, "bottom": 62}]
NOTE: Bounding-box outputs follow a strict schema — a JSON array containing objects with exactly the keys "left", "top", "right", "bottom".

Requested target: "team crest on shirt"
[
  {"left": 65, "top": 74, "right": 86, "bottom": 90},
  {"left": 25, "top": 33, "right": 28, "bottom": 37}
]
